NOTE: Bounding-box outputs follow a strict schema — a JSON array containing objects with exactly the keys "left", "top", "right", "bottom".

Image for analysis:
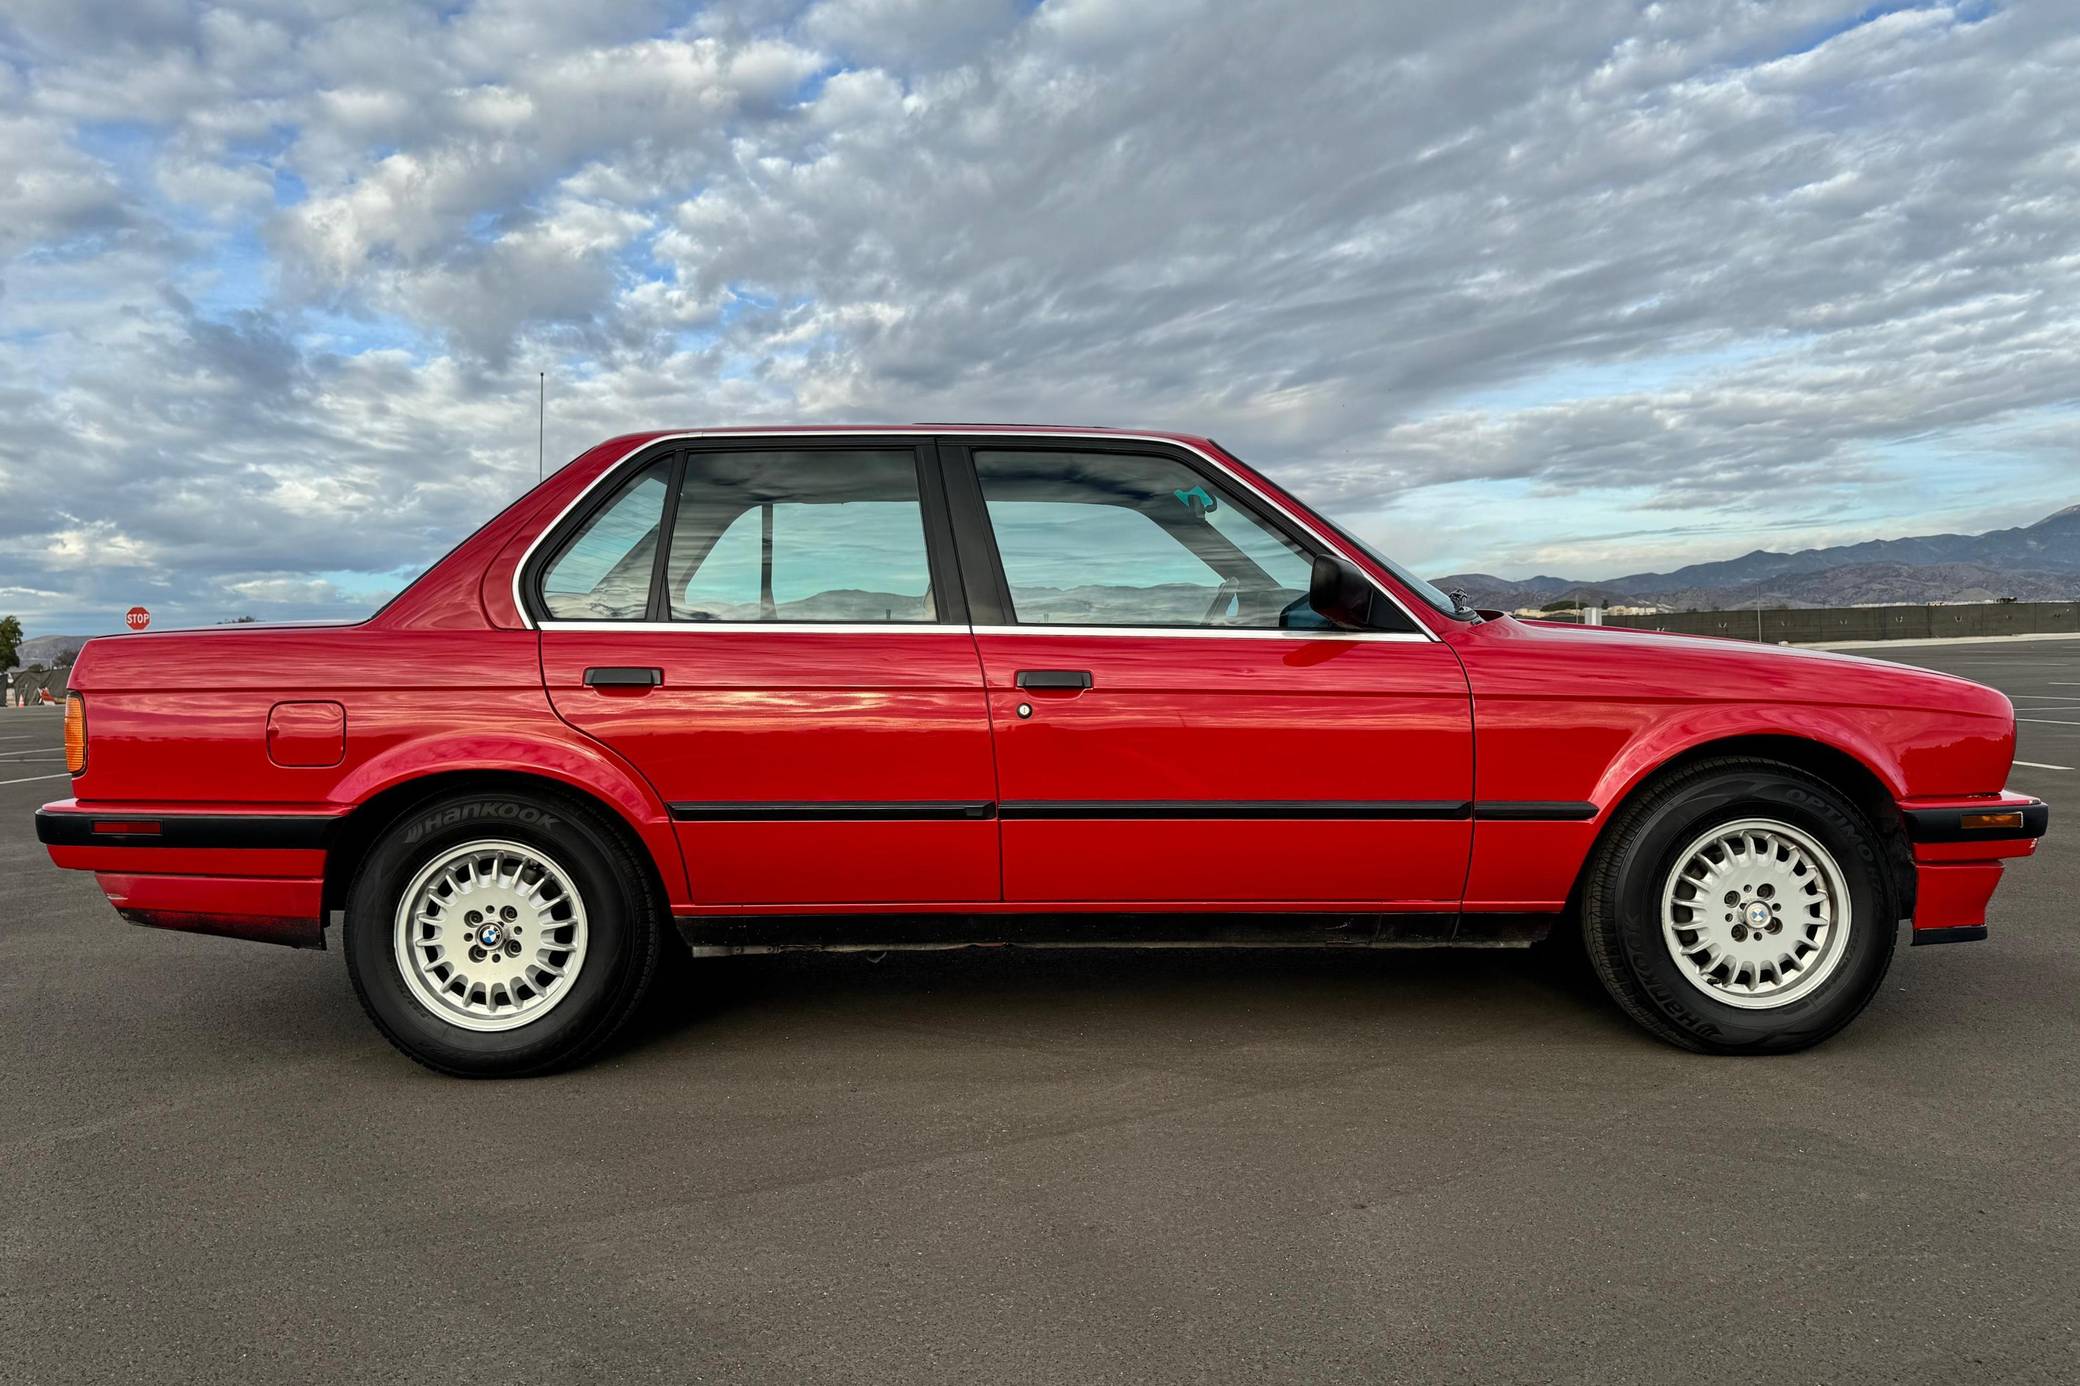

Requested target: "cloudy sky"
[{"left": 2, "top": 0, "right": 2076, "bottom": 636}]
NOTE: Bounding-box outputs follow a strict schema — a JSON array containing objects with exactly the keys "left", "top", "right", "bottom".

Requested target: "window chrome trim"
[
  {"left": 513, "top": 430, "right": 1439, "bottom": 640},
  {"left": 538, "top": 620, "right": 950, "bottom": 634},
  {"left": 967, "top": 624, "right": 1430, "bottom": 643},
  {"left": 532, "top": 619, "right": 1431, "bottom": 641}
]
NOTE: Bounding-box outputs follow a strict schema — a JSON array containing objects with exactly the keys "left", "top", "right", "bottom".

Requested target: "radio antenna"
[{"left": 538, "top": 371, "right": 545, "bottom": 482}]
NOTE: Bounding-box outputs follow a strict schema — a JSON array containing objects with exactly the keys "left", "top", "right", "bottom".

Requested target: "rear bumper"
[
  {"left": 97, "top": 872, "right": 327, "bottom": 949},
  {"left": 37, "top": 802, "right": 336, "bottom": 949},
  {"left": 1900, "top": 792, "right": 2048, "bottom": 945}
]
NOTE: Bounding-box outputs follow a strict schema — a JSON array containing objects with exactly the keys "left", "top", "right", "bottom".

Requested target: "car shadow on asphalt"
[{"left": 612, "top": 928, "right": 1628, "bottom": 1061}]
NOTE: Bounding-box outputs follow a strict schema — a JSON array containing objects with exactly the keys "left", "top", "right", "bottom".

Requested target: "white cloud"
[
  {"left": 0, "top": 0, "right": 2076, "bottom": 634},
  {"left": 802, "top": 0, "right": 1022, "bottom": 68},
  {"left": 0, "top": 115, "right": 136, "bottom": 256}
]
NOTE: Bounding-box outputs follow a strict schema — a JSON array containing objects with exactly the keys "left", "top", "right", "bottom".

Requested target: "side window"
[
  {"left": 973, "top": 450, "right": 1317, "bottom": 628},
  {"left": 667, "top": 450, "right": 936, "bottom": 622},
  {"left": 539, "top": 460, "right": 670, "bottom": 620}
]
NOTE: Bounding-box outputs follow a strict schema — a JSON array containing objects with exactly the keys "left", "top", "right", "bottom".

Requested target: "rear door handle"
[
  {"left": 1015, "top": 669, "right": 1093, "bottom": 691},
  {"left": 584, "top": 667, "right": 663, "bottom": 688}
]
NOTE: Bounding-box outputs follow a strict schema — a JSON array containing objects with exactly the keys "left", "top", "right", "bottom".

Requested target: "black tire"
[
  {"left": 344, "top": 788, "right": 663, "bottom": 1077},
  {"left": 1581, "top": 757, "right": 1898, "bottom": 1054}
]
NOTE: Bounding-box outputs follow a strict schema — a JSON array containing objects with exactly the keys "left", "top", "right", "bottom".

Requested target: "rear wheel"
[
  {"left": 1582, "top": 758, "right": 1898, "bottom": 1054},
  {"left": 344, "top": 789, "right": 662, "bottom": 1077}
]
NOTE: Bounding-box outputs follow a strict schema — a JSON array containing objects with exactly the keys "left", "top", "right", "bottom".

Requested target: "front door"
[
  {"left": 939, "top": 439, "right": 1473, "bottom": 908},
  {"left": 531, "top": 439, "right": 999, "bottom": 906}
]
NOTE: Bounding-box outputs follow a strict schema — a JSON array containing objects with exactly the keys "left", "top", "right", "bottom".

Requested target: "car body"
[{"left": 37, "top": 426, "right": 2049, "bottom": 1073}]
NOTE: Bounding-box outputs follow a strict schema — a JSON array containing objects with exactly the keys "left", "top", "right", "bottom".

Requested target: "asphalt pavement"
[{"left": 3, "top": 639, "right": 2076, "bottom": 1384}]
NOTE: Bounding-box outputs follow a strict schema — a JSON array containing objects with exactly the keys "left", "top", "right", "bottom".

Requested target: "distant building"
[{"left": 9, "top": 664, "right": 68, "bottom": 706}]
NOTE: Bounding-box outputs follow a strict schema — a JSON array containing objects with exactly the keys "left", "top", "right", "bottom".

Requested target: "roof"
[{"left": 588, "top": 423, "right": 1220, "bottom": 449}]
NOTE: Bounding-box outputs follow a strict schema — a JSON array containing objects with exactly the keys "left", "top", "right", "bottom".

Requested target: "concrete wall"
[{"left": 1583, "top": 601, "right": 2080, "bottom": 645}]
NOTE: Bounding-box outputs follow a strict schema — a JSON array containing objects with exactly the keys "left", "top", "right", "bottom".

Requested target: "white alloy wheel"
[
  {"left": 392, "top": 839, "right": 591, "bottom": 1032},
  {"left": 1659, "top": 817, "right": 1853, "bottom": 1010}
]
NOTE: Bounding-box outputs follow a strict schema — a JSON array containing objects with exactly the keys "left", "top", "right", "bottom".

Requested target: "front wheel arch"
[
  {"left": 1577, "top": 734, "right": 1915, "bottom": 925},
  {"left": 1577, "top": 754, "right": 1902, "bottom": 1052}
]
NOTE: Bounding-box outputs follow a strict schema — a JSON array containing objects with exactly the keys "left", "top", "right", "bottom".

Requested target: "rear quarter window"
[{"left": 539, "top": 461, "right": 670, "bottom": 620}]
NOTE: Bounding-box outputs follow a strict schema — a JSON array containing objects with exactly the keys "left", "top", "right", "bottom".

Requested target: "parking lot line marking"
[
  {"left": 2016, "top": 717, "right": 2080, "bottom": 726},
  {"left": 0, "top": 772, "right": 69, "bottom": 786},
  {"left": 2013, "top": 760, "right": 2075, "bottom": 771}
]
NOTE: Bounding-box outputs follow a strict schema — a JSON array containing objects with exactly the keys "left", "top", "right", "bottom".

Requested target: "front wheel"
[
  {"left": 1581, "top": 758, "right": 1898, "bottom": 1054},
  {"left": 344, "top": 789, "right": 663, "bottom": 1077}
]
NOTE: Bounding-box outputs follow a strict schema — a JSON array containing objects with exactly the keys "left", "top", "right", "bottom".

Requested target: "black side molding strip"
[
  {"left": 41, "top": 800, "right": 1603, "bottom": 846},
  {"left": 1472, "top": 801, "right": 1599, "bottom": 822},
  {"left": 1902, "top": 800, "right": 2048, "bottom": 843},
  {"left": 999, "top": 800, "right": 1473, "bottom": 821},
  {"left": 667, "top": 800, "right": 1601, "bottom": 823},
  {"left": 1000, "top": 801, "right": 1597, "bottom": 822},
  {"left": 671, "top": 802, "right": 998, "bottom": 822},
  {"left": 1910, "top": 925, "right": 1988, "bottom": 946},
  {"left": 36, "top": 810, "right": 334, "bottom": 851}
]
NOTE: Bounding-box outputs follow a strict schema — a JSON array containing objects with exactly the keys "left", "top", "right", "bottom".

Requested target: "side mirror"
[{"left": 1308, "top": 554, "right": 1377, "bottom": 630}]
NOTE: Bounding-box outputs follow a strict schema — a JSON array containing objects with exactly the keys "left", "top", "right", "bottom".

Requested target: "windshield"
[
  {"left": 1320, "top": 519, "right": 1480, "bottom": 621},
  {"left": 1220, "top": 446, "right": 1478, "bottom": 621}
]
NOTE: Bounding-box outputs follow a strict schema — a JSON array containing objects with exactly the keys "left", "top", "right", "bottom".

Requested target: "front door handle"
[
  {"left": 1015, "top": 669, "right": 1093, "bottom": 691},
  {"left": 584, "top": 666, "right": 663, "bottom": 689}
]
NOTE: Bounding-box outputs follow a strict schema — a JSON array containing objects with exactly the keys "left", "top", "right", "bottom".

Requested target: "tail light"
[{"left": 64, "top": 693, "right": 87, "bottom": 776}]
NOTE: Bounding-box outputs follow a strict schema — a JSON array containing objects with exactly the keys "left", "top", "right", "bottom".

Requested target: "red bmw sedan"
[{"left": 37, "top": 426, "right": 2048, "bottom": 1074}]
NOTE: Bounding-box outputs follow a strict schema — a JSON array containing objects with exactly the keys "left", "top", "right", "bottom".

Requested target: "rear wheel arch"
[
  {"left": 341, "top": 780, "right": 667, "bottom": 1075},
  {"left": 321, "top": 770, "right": 675, "bottom": 926}
]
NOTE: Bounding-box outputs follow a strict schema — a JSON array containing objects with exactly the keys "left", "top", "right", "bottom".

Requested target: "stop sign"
[{"left": 125, "top": 606, "right": 151, "bottom": 631}]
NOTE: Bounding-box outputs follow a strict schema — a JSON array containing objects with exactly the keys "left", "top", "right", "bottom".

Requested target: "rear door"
[
  {"left": 939, "top": 438, "right": 1474, "bottom": 908},
  {"left": 532, "top": 437, "right": 1000, "bottom": 906}
]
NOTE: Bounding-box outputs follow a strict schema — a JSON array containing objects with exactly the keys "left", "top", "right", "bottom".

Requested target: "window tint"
[
  {"left": 973, "top": 450, "right": 1316, "bottom": 628},
  {"left": 539, "top": 460, "right": 669, "bottom": 620},
  {"left": 667, "top": 450, "right": 935, "bottom": 623}
]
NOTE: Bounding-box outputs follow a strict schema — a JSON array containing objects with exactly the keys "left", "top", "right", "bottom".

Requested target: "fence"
[{"left": 1573, "top": 600, "right": 2080, "bottom": 645}]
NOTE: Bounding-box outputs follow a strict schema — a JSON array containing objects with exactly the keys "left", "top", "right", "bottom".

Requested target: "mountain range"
[{"left": 1435, "top": 505, "right": 2080, "bottom": 611}]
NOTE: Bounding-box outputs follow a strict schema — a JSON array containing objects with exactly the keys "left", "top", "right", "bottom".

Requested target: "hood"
[{"left": 1474, "top": 615, "right": 2010, "bottom": 718}]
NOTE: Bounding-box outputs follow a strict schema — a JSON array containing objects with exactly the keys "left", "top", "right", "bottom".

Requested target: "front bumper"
[{"left": 1900, "top": 791, "right": 2048, "bottom": 945}]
